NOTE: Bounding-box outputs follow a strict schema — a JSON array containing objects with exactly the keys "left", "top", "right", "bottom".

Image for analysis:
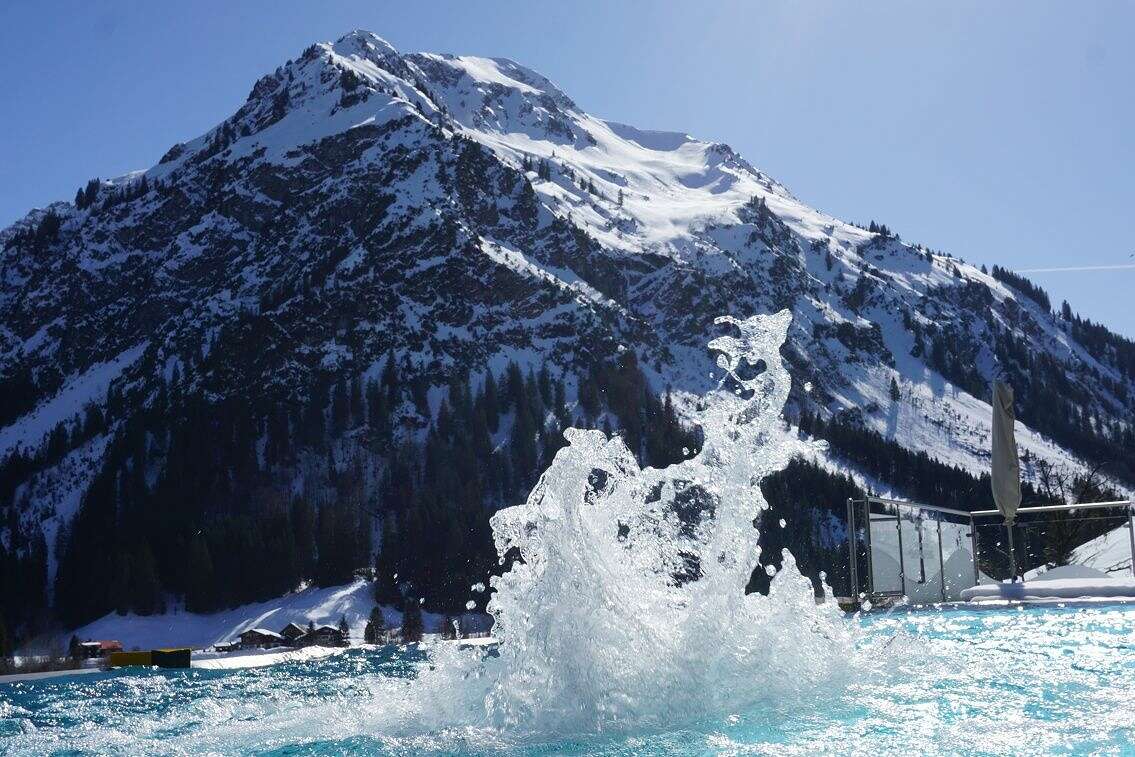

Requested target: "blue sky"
[{"left": 2, "top": 1, "right": 1132, "bottom": 335}]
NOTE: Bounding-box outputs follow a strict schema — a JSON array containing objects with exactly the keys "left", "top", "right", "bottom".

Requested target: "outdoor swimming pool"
[{"left": 3, "top": 603, "right": 1134, "bottom": 755}]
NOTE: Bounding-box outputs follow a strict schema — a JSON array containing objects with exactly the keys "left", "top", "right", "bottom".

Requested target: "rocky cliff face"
[{"left": 2, "top": 31, "right": 1132, "bottom": 628}]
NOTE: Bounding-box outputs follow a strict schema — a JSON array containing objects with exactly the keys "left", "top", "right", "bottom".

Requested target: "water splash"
[{"left": 470, "top": 309, "right": 856, "bottom": 735}]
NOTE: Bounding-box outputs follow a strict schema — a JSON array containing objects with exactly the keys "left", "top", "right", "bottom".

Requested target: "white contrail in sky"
[{"left": 1016, "top": 263, "right": 1135, "bottom": 273}]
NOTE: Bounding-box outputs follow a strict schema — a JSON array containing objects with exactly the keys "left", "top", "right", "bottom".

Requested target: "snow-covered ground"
[
  {"left": 963, "top": 565, "right": 1135, "bottom": 602},
  {"left": 67, "top": 579, "right": 432, "bottom": 652},
  {"left": 0, "top": 342, "right": 146, "bottom": 460},
  {"left": 1073, "top": 525, "right": 1135, "bottom": 575},
  {"left": 192, "top": 644, "right": 347, "bottom": 670}
]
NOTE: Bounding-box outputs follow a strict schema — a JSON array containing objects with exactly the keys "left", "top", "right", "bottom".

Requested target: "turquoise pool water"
[{"left": 3, "top": 603, "right": 1135, "bottom": 755}]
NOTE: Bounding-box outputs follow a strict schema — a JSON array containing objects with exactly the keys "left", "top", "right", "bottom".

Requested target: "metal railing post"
[
  {"left": 1005, "top": 520, "right": 1019, "bottom": 581},
  {"left": 937, "top": 518, "right": 946, "bottom": 603},
  {"left": 970, "top": 514, "right": 980, "bottom": 587},
  {"left": 1128, "top": 504, "right": 1135, "bottom": 579},
  {"left": 896, "top": 509, "right": 905, "bottom": 595},
  {"left": 846, "top": 498, "right": 859, "bottom": 599},
  {"left": 864, "top": 500, "right": 876, "bottom": 599}
]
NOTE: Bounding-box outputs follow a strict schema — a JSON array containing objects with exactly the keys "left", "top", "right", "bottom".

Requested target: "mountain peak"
[{"left": 331, "top": 29, "right": 399, "bottom": 60}]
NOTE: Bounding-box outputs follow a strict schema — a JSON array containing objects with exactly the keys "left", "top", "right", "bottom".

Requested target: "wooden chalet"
[
  {"left": 238, "top": 628, "right": 285, "bottom": 649},
  {"left": 280, "top": 623, "right": 307, "bottom": 645},
  {"left": 296, "top": 624, "right": 348, "bottom": 647}
]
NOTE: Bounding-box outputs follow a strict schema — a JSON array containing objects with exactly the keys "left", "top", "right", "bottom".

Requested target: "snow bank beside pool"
[
  {"left": 962, "top": 568, "right": 1135, "bottom": 602},
  {"left": 192, "top": 645, "right": 345, "bottom": 670}
]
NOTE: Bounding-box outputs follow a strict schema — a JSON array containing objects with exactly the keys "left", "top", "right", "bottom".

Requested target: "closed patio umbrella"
[{"left": 991, "top": 381, "right": 1021, "bottom": 580}]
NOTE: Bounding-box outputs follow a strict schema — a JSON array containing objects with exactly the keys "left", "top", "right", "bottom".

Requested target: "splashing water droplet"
[{"left": 779, "top": 518, "right": 787, "bottom": 528}]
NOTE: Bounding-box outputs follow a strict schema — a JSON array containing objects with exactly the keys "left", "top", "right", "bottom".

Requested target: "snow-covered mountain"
[{"left": 2, "top": 30, "right": 1133, "bottom": 634}]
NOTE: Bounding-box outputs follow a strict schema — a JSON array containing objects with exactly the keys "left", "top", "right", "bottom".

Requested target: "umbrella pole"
[{"left": 1005, "top": 520, "right": 1018, "bottom": 582}]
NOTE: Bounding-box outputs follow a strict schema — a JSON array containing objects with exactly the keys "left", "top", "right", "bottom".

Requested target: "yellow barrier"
[{"left": 108, "top": 650, "right": 152, "bottom": 667}]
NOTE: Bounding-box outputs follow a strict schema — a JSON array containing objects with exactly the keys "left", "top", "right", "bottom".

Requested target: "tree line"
[{"left": 1, "top": 343, "right": 701, "bottom": 646}]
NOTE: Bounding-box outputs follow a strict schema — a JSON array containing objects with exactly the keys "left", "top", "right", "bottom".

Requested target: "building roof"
[
  {"left": 241, "top": 628, "right": 284, "bottom": 639},
  {"left": 280, "top": 622, "right": 306, "bottom": 635},
  {"left": 296, "top": 626, "right": 344, "bottom": 642}
]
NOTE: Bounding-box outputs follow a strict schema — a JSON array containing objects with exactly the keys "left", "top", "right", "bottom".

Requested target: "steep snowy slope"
[{"left": 2, "top": 30, "right": 1133, "bottom": 632}]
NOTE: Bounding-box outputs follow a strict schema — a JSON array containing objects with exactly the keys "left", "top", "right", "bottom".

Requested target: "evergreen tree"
[
  {"left": 365, "top": 378, "right": 390, "bottom": 445},
  {"left": 291, "top": 497, "right": 317, "bottom": 580},
  {"left": 578, "top": 378, "right": 600, "bottom": 421},
  {"left": 381, "top": 349, "right": 400, "bottom": 405},
  {"left": 364, "top": 605, "right": 386, "bottom": 643},
  {"left": 482, "top": 370, "right": 500, "bottom": 433},
  {"left": 302, "top": 379, "right": 327, "bottom": 447},
  {"left": 349, "top": 375, "right": 363, "bottom": 427},
  {"left": 131, "top": 541, "right": 162, "bottom": 615},
  {"left": 184, "top": 535, "right": 215, "bottom": 613},
  {"left": 510, "top": 394, "right": 538, "bottom": 487},
  {"left": 516, "top": 179, "right": 539, "bottom": 226},
  {"left": 374, "top": 512, "right": 402, "bottom": 605},
  {"left": 338, "top": 613, "right": 350, "bottom": 642},
  {"left": 401, "top": 598, "right": 424, "bottom": 643},
  {"left": 331, "top": 375, "right": 349, "bottom": 435}
]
